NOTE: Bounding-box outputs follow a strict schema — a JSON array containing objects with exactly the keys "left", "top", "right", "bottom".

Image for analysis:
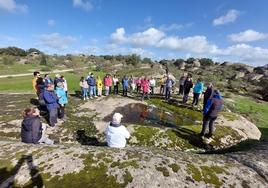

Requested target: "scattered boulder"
[
  {"left": 192, "top": 60, "right": 201, "bottom": 67},
  {"left": 233, "top": 72, "right": 245, "bottom": 79}
]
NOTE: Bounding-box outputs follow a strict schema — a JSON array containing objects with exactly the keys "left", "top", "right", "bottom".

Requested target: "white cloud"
[
  {"left": 228, "top": 29, "right": 268, "bottom": 42},
  {"left": 213, "top": 9, "right": 240, "bottom": 26},
  {"left": 157, "top": 36, "right": 218, "bottom": 54},
  {"left": 48, "top": 19, "right": 56, "bottom": 27},
  {"left": 159, "top": 23, "right": 193, "bottom": 32},
  {"left": 38, "top": 33, "right": 77, "bottom": 50},
  {"left": 111, "top": 27, "right": 165, "bottom": 46},
  {"left": 73, "top": 0, "right": 93, "bottom": 11},
  {"left": 0, "top": 0, "right": 28, "bottom": 13},
  {"left": 218, "top": 44, "right": 268, "bottom": 64},
  {"left": 109, "top": 27, "right": 268, "bottom": 65}
]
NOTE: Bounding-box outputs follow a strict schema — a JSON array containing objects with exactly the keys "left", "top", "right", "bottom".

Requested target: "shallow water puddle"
[{"left": 103, "top": 103, "right": 196, "bottom": 128}]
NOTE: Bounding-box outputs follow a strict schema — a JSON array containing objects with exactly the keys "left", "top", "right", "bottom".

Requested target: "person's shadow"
[
  {"left": 0, "top": 155, "right": 43, "bottom": 188},
  {"left": 76, "top": 130, "right": 107, "bottom": 146}
]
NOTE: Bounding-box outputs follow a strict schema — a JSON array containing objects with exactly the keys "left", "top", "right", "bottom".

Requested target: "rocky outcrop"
[{"left": 0, "top": 140, "right": 267, "bottom": 188}]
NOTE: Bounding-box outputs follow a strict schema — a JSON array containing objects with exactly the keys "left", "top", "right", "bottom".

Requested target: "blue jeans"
[
  {"left": 82, "top": 88, "right": 88, "bottom": 98},
  {"left": 90, "top": 86, "right": 96, "bottom": 97}
]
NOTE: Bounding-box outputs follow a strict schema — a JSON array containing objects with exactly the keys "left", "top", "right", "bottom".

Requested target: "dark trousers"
[
  {"left": 48, "top": 108, "right": 58, "bottom": 127},
  {"left": 183, "top": 93, "right": 189, "bottom": 103},
  {"left": 109, "top": 86, "right": 112, "bottom": 94},
  {"left": 136, "top": 86, "right": 141, "bottom": 93},
  {"left": 192, "top": 93, "right": 201, "bottom": 105},
  {"left": 114, "top": 85, "right": 119, "bottom": 94},
  {"left": 123, "top": 87, "right": 128, "bottom": 96},
  {"left": 165, "top": 87, "right": 171, "bottom": 100},
  {"left": 179, "top": 85, "right": 184, "bottom": 95},
  {"left": 200, "top": 115, "right": 217, "bottom": 137},
  {"left": 142, "top": 92, "right": 150, "bottom": 101},
  {"left": 150, "top": 86, "right": 154, "bottom": 94},
  {"left": 58, "top": 105, "right": 65, "bottom": 119}
]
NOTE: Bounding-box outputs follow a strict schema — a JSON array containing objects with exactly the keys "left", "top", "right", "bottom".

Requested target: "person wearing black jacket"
[
  {"left": 21, "top": 107, "right": 54, "bottom": 144},
  {"left": 182, "top": 76, "right": 193, "bottom": 104}
]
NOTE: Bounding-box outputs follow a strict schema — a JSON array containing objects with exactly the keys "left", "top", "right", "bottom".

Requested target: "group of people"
[
  {"left": 79, "top": 73, "right": 158, "bottom": 101},
  {"left": 21, "top": 70, "right": 223, "bottom": 147},
  {"left": 21, "top": 71, "right": 69, "bottom": 145}
]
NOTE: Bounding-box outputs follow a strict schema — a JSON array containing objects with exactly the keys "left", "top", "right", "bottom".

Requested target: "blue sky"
[{"left": 0, "top": 0, "right": 268, "bottom": 66}]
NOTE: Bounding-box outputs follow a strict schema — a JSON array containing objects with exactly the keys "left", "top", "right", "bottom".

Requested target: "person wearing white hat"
[{"left": 105, "top": 113, "right": 130, "bottom": 148}]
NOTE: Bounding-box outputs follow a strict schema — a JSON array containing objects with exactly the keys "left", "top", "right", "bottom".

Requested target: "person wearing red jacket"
[{"left": 141, "top": 76, "right": 150, "bottom": 101}]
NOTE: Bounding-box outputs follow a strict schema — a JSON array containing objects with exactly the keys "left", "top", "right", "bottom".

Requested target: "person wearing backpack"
[{"left": 200, "top": 90, "right": 224, "bottom": 138}]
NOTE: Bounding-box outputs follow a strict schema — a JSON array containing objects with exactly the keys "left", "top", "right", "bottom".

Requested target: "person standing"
[
  {"left": 122, "top": 75, "right": 129, "bottom": 97},
  {"left": 113, "top": 75, "right": 119, "bottom": 95},
  {"left": 104, "top": 74, "right": 110, "bottom": 96},
  {"left": 54, "top": 74, "right": 63, "bottom": 88},
  {"left": 160, "top": 75, "right": 166, "bottom": 95},
  {"left": 178, "top": 73, "right": 186, "bottom": 95},
  {"left": 129, "top": 75, "right": 135, "bottom": 94},
  {"left": 87, "top": 73, "right": 97, "bottom": 99},
  {"left": 105, "top": 113, "right": 130, "bottom": 148},
  {"left": 200, "top": 90, "right": 224, "bottom": 138},
  {"left": 44, "top": 74, "right": 53, "bottom": 88},
  {"left": 21, "top": 107, "right": 54, "bottom": 144},
  {"left": 135, "top": 77, "right": 141, "bottom": 94},
  {"left": 43, "top": 84, "right": 58, "bottom": 127},
  {"left": 183, "top": 75, "right": 193, "bottom": 104},
  {"left": 165, "top": 75, "right": 174, "bottom": 100},
  {"left": 32, "top": 71, "right": 40, "bottom": 96},
  {"left": 149, "top": 77, "right": 156, "bottom": 95},
  {"left": 61, "top": 75, "right": 68, "bottom": 95},
  {"left": 108, "top": 74, "right": 113, "bottom": 94},
  {"left": 97, "top": 76, "right": 103, "bottom": 97},
  {"left": 141, "top": 77, "right": 150, "bottom": 101},
  {"left": 55, "top": 82, "right": 68, "bottom": 119},
  {"left": 203, "top": 83, "right": 214, "bottom": 111},
  {"left": 79, "top": 77, "right": 89, "bottom": 100},
  {"left": 192, "top": 78, "right": 204, "bottom": 106}
]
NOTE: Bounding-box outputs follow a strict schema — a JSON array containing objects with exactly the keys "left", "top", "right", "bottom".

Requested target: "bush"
[{"left": 2, "top": 56, "right": 15, "bottom": 65}]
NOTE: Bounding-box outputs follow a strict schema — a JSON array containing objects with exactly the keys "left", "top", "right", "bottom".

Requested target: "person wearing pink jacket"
[
  {"left": 108, "top": 74, "right": 113, "bottom": 94},
  {"left": 103, "top": 74, "right": 110, "bottom": 96},
  {"left": 141, "top": 76, "right": 150, "bottom": 101}
]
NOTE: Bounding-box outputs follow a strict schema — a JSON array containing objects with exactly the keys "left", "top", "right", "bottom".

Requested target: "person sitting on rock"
[
  {"left": 21, "top": 107, "right": 54, "bottom": 145},
  {"left": 200, "top": 90, "right": 224, "bottom": 138},
  {"left": 105, "top": 113, "right": 130, "bottom": 148}
]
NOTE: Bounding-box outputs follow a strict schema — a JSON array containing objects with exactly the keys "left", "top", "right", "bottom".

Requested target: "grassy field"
[
  {"left": 0, "top": 68, "right": 106, "bottom": 93},
  {"left": 226, "top": 96, "right": 268, "bottom": 139}
]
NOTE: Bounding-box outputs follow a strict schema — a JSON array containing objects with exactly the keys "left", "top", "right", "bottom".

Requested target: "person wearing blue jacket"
[
  {"left": 200, "top": 90, "right": 224, "bottom": 138},
  {"left": 87, "top": 73, "right": 97, "bottom": 99},
  {"left": 43, "top": 84, "right": 59, "bottom": 127},
  {"left": 192, "top": 78, "right": 204, "bottom": 106},
  {"left": 55, "top": 82, "right": 68, "bottom": 119},
  {"left": 21, "top": 107, "right": 54, "bottom": 144},
  {"left": 122, "top": 75, "right": 129, "bottom": 97}
]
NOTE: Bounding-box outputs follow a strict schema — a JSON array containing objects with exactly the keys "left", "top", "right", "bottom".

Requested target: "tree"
[
  {"left": 199, "top": 58, "right": 214, "bottom": 66},
  {"left": 173, "top": 58, "right": 184, "bottom": 67},
  {"left": 27, "top": 48, "right": 43, "bottom": 55},
  {"left": 0, "top": 47, "right": 27, "bottom": 56},
  {"left": 142, "top": 57, "right": 152, "bottom": 64},
  {"left": 126, "top": 54, "right": 141, "bottom": 66},
  {"left": 40, "top": 55, "right": 47, "bottom": 65},
  {"left": 186, "top": 57, "right": 195, "bottom": 64}
]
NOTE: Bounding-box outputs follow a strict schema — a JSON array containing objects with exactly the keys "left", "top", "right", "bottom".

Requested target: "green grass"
[
  {"left": 227, "top": 96, "right": 268, "bottom": 138},
  {"left": 0, "top": 69, "right": 106, "bottom": 93}
]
